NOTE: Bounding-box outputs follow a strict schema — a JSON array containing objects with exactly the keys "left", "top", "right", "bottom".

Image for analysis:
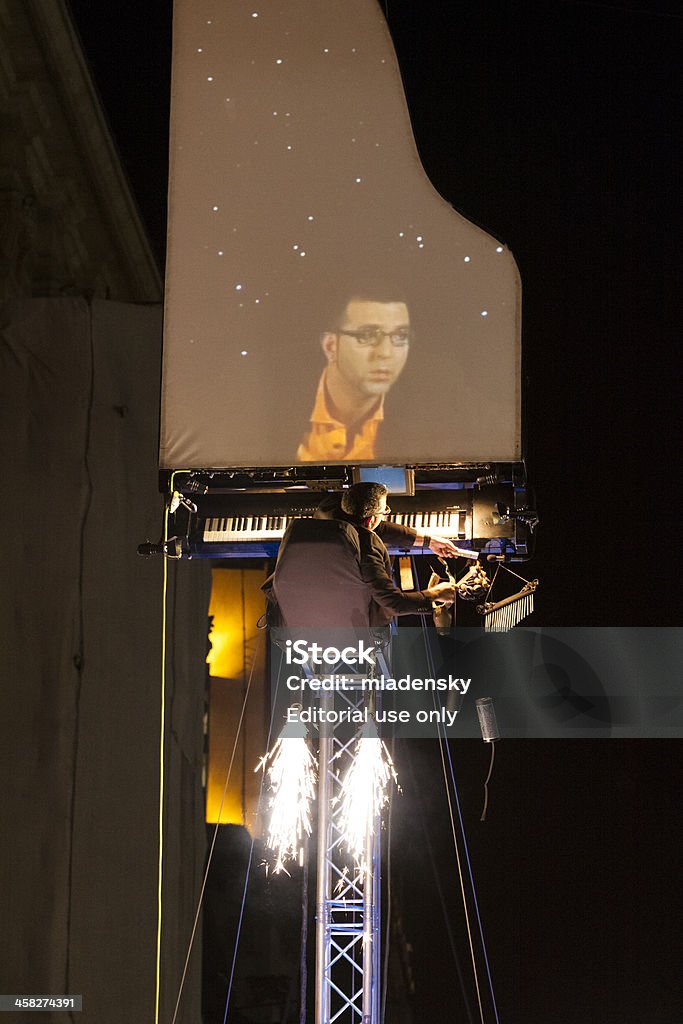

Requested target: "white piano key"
[{"left": 201, "top": 507, "right": 470, "bottom": 543}]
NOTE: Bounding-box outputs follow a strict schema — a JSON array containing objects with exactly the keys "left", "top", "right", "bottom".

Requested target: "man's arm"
[
  {"left": 376, "top": 520, "right": 461, "bottom": 558},
  {"left": 357, "top": 530, "right": 453, "bottom": 617},
  {"left": 413, "top": 533, "right": 461, "bottom": 557},
  {"left": 316, "top": 496, "right": 460, "bottom": 558},
  {"left": 375, "top": 519, "right": 417, "bottom": 549}
]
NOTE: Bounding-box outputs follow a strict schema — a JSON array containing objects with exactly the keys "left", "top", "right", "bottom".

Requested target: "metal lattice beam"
[{"left": 314, "top": 667, "right": 385, "bottom": 1024}]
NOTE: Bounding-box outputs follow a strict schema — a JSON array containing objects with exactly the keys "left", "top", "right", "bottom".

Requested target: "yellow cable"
[
  {"left": 155, "top": 470, "right": 185, "bottom": 1024},
  {"left": 154, "top": 505, "right": 169, "bottom": 1024}
]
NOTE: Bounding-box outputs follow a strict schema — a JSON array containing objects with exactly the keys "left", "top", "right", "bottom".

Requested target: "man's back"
[
  {"left": 267, "top": 508, "right": 436, "bottom": 629},
  {"left": 270, "top": 517, "right": 372, "bottom": 628}
]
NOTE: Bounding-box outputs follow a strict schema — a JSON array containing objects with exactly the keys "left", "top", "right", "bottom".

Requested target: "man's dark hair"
[
  {"left": 341, "top": 482, "right": 388, "bottom": 520},
  {"left": 325, "top": 283, "right": 412, "bottom": 333}
]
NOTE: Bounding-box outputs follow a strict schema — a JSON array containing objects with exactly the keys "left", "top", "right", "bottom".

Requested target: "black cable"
[
  {"left": 65, "top": 299, "right": 95, "bottom": 1024},
  {"left": 406, "top": 749, "right": 476, "bottom": 1024},
  {"left": 220, "top": 648, "right": 285, "bottom": 1024},
  {"left": 299, "top": 839, "right": 308, "bottom": 1024},
  {"left": 480, "top": 743, "right": 496, "bottom": 822}
]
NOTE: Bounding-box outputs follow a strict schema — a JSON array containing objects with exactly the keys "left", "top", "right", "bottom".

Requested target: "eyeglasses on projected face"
[{"left": 337, "top": 327, "right": 412, "bottom": 347}]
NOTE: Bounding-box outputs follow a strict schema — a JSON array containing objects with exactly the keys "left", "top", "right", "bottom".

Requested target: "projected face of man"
[{"left": 321, "top": 300, "right": 410, "bottom": 423}]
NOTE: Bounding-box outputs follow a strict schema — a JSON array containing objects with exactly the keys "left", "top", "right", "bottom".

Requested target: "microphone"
[
  {"left": 476, "top": 697, "right": 499, "bottom": 822},
  {"left": 137, "top": 541, "right": 164, "bottom": 557},
  {"left": 475, "top": 697, "right": 500, "bottom": 743},
  {"left": 136, "top": 537, "right": 184, "bottom": 558}
]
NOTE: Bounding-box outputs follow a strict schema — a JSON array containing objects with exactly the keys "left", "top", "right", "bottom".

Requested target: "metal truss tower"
[{"left": 314, "top": 672, "right": 384, "bottom": 1024}]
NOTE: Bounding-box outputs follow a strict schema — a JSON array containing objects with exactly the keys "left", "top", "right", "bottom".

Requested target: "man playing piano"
[
  {"left": 297, "top": 293, "right": 411, "bottom": 462},
  {"left": 265, "top": 482, "right": 456, "bottom": 629},
  {"left": 315, "top": 488, "right": 460, "bottom": 560}
]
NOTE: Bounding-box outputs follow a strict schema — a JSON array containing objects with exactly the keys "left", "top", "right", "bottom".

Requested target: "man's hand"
[
  {"left": 425, "top": 582, "right": 456, "bottom": 605},
  {"left": 429, "top": 536, "right": 460, "bottom": 557}
]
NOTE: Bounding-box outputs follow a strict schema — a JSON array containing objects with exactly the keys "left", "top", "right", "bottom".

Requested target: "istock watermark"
[{"left": 269, "top": 627, "right": 683, "bottom": 739}]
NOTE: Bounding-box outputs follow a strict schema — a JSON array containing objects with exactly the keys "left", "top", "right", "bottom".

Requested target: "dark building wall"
[
  {"left": 0, "top": 0, "right": 161, "bottom": 303},
  {"left": 0, "top": 4, "right": 210, "bottom": 1020},
  {"left": 0, "top": 298, "right": 209, "bottom": 1023}
]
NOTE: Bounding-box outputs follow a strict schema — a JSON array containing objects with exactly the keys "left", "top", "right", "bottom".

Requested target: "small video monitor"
[{"left": 351, "top": 466, "right": 415, "bottom": 496}]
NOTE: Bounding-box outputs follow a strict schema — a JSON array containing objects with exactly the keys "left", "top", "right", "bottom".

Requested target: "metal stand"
[{"left": 314, "top": 669, "right": 384, "bottom": 1024}]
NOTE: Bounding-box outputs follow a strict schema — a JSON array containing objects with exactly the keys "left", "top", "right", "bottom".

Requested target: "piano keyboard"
[
  {"left": 203, "top": 515, "right": 294, "bottom": 542},
  {"left": 203, "top": 510, "right": 468, "bottom": 543}
]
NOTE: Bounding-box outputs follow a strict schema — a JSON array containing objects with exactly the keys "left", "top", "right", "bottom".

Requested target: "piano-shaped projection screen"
[{"left": 160, "top": 0, "right": 521, "bottom": 469}]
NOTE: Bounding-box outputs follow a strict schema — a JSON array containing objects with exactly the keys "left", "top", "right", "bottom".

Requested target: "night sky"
[{"left": 68, "top": 1, "right": 681, "bottom": 1020}]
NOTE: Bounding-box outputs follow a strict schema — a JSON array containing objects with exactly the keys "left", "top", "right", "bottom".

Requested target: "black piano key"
[{"left": 200, "top": 499, "right": 476, "bottom": 545}]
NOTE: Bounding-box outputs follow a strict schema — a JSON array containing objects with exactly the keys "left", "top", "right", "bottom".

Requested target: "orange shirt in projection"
[{"left": 297, "top": 371, "right": 384, "bottom": 461}]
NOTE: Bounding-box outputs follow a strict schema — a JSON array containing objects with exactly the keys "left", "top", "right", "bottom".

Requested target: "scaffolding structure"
[{"left": 314, "top": 657, "right": 387, "bottom": 1024}]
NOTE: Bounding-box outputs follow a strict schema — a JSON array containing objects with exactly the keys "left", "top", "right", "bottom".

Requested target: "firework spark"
[
  {"left": 256, "top": 726, "right": 317, "bottom": 873},
  {"left": 337, "top": 720, "right": 398, "bottom": 868}
]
